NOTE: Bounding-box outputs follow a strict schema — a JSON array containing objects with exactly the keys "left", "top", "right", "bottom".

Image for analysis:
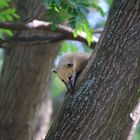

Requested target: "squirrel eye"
[
  {"left": 61, "top": 79, "right": 65, "bottom": 82},
  {"left": 67, "top": 61, "right": 73, "bottom": 67}
]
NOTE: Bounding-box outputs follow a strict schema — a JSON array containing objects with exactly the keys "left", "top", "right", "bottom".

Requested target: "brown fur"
[{"left": 52, "top": 52, "right": 90, "bottom": 90}]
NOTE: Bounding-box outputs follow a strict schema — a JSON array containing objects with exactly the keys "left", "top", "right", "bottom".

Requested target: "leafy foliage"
[
  {"left": 60, "top": 41, "right": 79, "bottom": 53},
  {"left": 0, "top": 0, "right": 19, "bottom": 38},
  {"left": 43, "top": 0, "right": 105, "bottom": 44}
]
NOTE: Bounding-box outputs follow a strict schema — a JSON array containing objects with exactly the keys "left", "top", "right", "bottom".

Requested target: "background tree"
[{"left": 0, "top": 0, "right": 59, "bottom": 139}]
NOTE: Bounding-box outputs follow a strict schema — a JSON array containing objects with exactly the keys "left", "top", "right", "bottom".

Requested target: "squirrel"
[{"left": 52, "top": 52, "right": 91, "bottom": 91}]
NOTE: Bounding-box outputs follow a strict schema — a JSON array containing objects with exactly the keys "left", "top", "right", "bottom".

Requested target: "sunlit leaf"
[
  {"left": 0, "top": 0, "right": 19, "bottom": 38},
  {"left": 60, "top": 41, "right": 78, "bottom": 53},
  {"left": 43, "top": 0, "right": 105, "bottom": 44},
  {"left": 91, "top": 3, "right": 105, "bottom": 17}
]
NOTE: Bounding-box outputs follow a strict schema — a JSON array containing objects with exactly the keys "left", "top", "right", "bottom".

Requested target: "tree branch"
[
  {"left": 0, "top": 20, "right": 102, "bottom": 34},
  {"left": 0, "top": 20, "right": 101, "bottom": 48}
]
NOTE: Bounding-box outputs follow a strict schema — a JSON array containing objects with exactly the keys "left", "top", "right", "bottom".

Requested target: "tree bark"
[
  {"left": 0, "top": 0, "right": 59, "bottom": 140},
  {"left": 45, "top": 0, "right": 140, "bottom": 140}
]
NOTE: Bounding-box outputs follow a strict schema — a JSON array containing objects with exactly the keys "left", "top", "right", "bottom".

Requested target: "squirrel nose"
[
  {"left": 68, "top": 75, "right": 74, "bottom": 84},
  {"left": 68, "top": 75, "right": 75, "bottom": 89},
  {"left": 68, "top": 75, "right": 72, "bottom": 81}
]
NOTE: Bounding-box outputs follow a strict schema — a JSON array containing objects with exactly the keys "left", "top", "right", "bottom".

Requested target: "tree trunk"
[
  {"left": 0, "top": 0, "right": 59, "bottom": 140},
  {"left": 45, "top": 0, "right": 140, "bottom": 139}
]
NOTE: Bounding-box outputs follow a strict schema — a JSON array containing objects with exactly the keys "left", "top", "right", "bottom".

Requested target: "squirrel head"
[{"left": 52, "top": 60, "right": 76, "bottom": 90}]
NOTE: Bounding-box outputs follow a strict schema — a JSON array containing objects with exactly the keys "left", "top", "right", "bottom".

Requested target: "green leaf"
[
  {"left": 0, "top": 0, "right": 9, "bottom": 7},
  {"left": 2, "top": 29, "right": 13, "bottom": 36},
  {"left": 0, "top": 29, "right": 13, "bottom": 38},
  {"left": 43, "top": 0, "right": 105, "bottom": 44},
  {"left": 54, "top": 0, "right": 61, "bottom": 6},
  {"left": 60, "top": 41, "right": 78, "bottom": 53},
  {"left": 0, "top": 0, "right": 19, "bottom": 39},
  {"left": 73, "top": 30, "right": 78, "bottom": 38},
  {"left": 91, "top": 3, "right": 105, "bottom": 17}
]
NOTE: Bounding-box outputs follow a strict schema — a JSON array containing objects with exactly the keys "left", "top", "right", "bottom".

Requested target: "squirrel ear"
[
  {"left": 66, "top": 61, "right": 73, "bottom": 67},
  {"left": 52, "top": 69, "right": 57, "bottom": 73}
]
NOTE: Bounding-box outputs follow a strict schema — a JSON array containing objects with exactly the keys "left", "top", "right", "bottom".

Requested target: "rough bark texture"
[
  {"left": 45, "top": 0, "right": 140, "bottom": 140},
  {"left": 0, "top": 0, "right": 59, "bottom": 140}
]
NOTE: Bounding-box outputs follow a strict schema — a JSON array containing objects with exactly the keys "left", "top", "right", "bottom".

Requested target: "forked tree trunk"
[
  {"left": 45, "top": 0, "right": 140, "bottom": 139},
  {"left": 0, "top": 0, "right": 59, "bottom": 140}
]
